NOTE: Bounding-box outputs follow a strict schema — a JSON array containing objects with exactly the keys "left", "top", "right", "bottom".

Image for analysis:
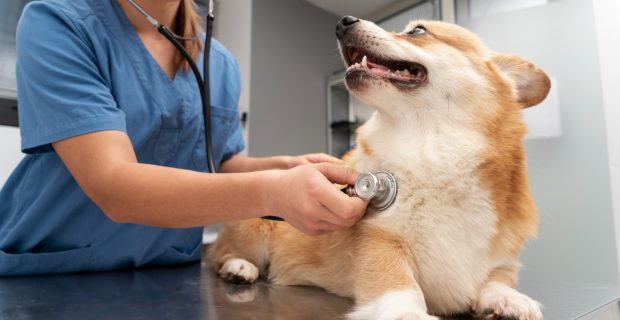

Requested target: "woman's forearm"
[
  {"left": 219, "top": 155, "right": 292, "bottom": 173},
  {"left": 52, "top": 131, "right": 360, "bottom": 233},
  {"left": 220, "top": 153, "right": 343, "bottom": 173},
  {"left": 99, "top": 162, "right": 278, "bottom": 228}
]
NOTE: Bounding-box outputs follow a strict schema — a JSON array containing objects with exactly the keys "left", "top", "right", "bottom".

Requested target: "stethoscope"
[
  {"left": 123, "top": 0, "right": 398, "bottom": 217},
  {"left": 126, "top": 0, "right": 216, "bottom": 174}
]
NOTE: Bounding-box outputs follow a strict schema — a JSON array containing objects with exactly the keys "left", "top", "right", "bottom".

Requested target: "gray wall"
[
  {"left": 249, "top": 0, "right": 342, "bottom": 156},
  {"left": 459, "top": 0, "right": 619, "bottom": 286},
  {"left": 213, "top": 0, "right": 253, "bottom": 154}
]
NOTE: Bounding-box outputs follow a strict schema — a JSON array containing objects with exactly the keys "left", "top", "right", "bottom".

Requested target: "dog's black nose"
[
  {"left": 341, "top": 15, "right": 360, "bottom": 26},
  {"left": 335, "top": 15, "right": 360, "bottom": 39}
]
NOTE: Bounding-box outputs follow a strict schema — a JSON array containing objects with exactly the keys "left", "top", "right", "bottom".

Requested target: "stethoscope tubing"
[
  {"left": 157, "top": 22, "right": 216, "bottom": 174},
  {"left": 202, "top": 14, "right": 215, "bottom": 174}
]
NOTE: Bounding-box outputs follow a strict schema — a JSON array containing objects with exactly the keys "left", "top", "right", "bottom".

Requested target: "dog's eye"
[{"left": 407, "top": 26, "right": 426, "bottom": 36}]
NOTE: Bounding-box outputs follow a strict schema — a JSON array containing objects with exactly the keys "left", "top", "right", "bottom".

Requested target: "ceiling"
[{"left": 303, "top": 0, "right": 410, "bottom": 20}]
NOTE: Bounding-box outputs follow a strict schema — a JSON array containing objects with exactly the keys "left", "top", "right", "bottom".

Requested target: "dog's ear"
[{"left": 491, "top": 53, "right": 551, "bottom": 108}]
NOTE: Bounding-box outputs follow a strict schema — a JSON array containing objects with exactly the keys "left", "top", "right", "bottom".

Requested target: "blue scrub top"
[{"left": 0, "top": 0, "right": 245, "bottom": 276}]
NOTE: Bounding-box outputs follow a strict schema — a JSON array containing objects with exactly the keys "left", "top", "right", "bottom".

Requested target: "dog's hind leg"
[
  {"left": 348, "top": 226, "right": 438, "bottom": 320},
  {"left": 208, "top": 219, "right": 275, "bottom": 284},
  {"left": 473, "top": 264, "right": 543, "bottom": 320}
]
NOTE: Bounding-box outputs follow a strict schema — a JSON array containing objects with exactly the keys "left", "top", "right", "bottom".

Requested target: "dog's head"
[{"left": 336, "top": 16, "right": 550, "bottom": 125}]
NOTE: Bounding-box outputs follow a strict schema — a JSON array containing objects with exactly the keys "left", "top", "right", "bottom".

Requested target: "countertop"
[{"left": 0, "top": 246, "right": 618, "bottom": 320}]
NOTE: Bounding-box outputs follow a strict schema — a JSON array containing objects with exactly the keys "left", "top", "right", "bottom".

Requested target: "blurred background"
[{"left": 1, "top": 0, "right": 620, "bottom": 318}]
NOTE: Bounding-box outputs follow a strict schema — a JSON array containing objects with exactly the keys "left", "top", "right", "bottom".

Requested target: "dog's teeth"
[
  {"left": 361, "top": 55, "right": 368, "bottom": 68},
  {"left": 393, "top": 69, "right": 411, "bottom": 77}
]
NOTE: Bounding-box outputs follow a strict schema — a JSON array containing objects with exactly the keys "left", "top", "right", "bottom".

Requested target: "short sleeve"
[
  {"left": 221, "top": 118, "right": 245, "bottom": 162},
  {"left": 215, "top": 44, "right": 245, "bottom": 162},
  {"left": 16, "top": 2, "right": 126, "bottom": 154}
]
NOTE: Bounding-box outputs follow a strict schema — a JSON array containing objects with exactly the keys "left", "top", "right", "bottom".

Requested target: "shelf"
[{"left": 0, "top": 97, "right": 18, "bottom": 127}]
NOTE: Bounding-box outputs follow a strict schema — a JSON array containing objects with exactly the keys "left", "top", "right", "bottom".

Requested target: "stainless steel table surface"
[{"left": 0, "top": 247, "right": 618, "bottom": 319}]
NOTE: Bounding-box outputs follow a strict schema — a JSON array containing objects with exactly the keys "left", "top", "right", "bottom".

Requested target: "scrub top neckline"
[
  {"left": 96, "top": 0, "right": 193, "bottom": 121},
  {"left": 109, "top": 0, "right": 187, "bottom": 83}
]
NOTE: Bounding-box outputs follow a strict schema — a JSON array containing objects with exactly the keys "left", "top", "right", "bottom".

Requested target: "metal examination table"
[{"left": 0, "top": 247, "right": 618, "bottom": 319}]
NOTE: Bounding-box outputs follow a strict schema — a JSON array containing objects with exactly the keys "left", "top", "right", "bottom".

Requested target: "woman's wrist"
[
  {"left": 253, "top": 169, "right": 283, "bottom": 216},
  {"left": 274, "top": 156, "right": 295, "bottom": 169},
  {"left": 220, "top": 155, "right": 293, "bottom": 172},
  {"left": 249, "top": 156, "right": 294, "bottom": 171}
]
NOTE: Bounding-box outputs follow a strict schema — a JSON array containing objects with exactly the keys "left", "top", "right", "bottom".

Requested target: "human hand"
[
  {"left": 284, "top": 153, "right": 342, "bottom": 168},
  {"left": 268, "top": 163, "right": 367, "bottom": 236}
]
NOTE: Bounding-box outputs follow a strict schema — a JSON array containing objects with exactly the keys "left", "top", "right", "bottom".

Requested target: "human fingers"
[
  {"left": 313, "top": 163, "right": 359, "bottom": 186},
  {"left": 303, "top": 153, "right": 343, "bottom": 164},
  {"left": 315, "top": 219, "right": 349, "bottom": 232},
  {"left": 276, "top": 165, "right": 364, "bottom": 234},
  {"left": 290, "top": 214, "right": 341, "bottom": 236},
  {"left": 313, "top": 181, "right": 367, "bottom": 222},
  {"left": 300, "top": 165, "right": 365, "bottom": 223}
]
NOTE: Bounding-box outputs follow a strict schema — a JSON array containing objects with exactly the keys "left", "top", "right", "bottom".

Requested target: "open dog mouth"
[{"left": 345, "top": 46, "right": 427, "bottom": 84}]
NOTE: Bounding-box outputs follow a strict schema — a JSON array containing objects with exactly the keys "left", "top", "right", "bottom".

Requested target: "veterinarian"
[{"left": 0, "top": 0, "right": 367, "bottom": 276}]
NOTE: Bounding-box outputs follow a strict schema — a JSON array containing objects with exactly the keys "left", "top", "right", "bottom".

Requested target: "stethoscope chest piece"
[{"left": 345, "top": 171, "right": 398, "bottom": 211}]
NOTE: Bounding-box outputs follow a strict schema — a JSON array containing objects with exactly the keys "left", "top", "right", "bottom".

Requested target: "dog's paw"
[
  {"left": 474, "top": 282, "right": 543, "bottom": 320},
  {"left": 218, "top": 258, "right": 259, "bottom": 284},
  {"left": 348, "top": 290, "right": 438, "bottom": 320}
]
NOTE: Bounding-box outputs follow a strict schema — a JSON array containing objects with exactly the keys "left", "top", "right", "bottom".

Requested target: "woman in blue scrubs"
[{"left": 0, "top": 0, "right": 366, "bottom": 276}]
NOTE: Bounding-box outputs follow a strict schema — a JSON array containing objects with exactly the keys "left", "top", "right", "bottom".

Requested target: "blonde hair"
[{"left": 174, "top": 0, "right": 204, "bottom": 71}]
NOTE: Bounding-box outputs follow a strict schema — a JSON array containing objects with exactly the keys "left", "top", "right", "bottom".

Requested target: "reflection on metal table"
[{"left": 0, "top": 247, "right": 618, "bottom": 319}]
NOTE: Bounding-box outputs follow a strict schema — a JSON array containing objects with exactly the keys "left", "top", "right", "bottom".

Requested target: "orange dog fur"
[{"left": 210, "top": 19, "right": 550, "bottom": 320}]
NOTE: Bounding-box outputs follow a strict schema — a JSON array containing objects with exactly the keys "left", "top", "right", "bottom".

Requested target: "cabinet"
[
  {"left": 0, "top": 0, "right": 31, "bottom": 127},
  {"left": 326, "top": 72, "right": 374, "bottom": 157}
]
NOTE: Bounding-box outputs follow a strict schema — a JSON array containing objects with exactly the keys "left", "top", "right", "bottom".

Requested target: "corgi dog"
[{"left": 210, "top": 17, "right": 550, "bottom": 320}]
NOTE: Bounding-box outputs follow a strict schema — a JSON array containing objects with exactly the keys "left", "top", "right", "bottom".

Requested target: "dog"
[{"left": 210, "top": 17, "right": 550, "bottom": 320}]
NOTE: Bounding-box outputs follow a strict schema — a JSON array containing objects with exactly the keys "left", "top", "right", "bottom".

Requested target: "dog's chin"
[{"left": 344, "top": 68, "right": 374, "bottom": 92}]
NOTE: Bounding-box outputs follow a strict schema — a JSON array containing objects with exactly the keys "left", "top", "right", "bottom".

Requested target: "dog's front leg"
[
  {"left": 474, "top": 264, "right": 543, "bottom": 320},
  {"left": 347, "top": 227, "right": 437, "bottom": 320}
]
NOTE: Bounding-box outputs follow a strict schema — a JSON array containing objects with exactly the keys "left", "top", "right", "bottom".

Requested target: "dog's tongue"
[
  {"left": 367, "top": 60, "right": 412, "bottom": 82},
  {"left": 367, "top": 61, "right": 390, "bottom": 71},
  {"left": 367, "top": 60, "right": 392, "bottom": 77}
]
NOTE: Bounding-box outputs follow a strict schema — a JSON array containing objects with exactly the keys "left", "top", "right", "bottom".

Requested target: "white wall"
[
  {"left": 592, "top": 0, "right": 620, "bottom": 283},
  {"left": 459, "top": 0, "right": 619, "bottom": 287},
  {"left": 378, "top": 0, "right": 440, "bottom": 31},
  {"left": 0, "top": 125, "right": 22, "bottom": 186}
]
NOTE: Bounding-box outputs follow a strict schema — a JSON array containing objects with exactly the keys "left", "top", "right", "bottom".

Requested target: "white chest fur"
[{"left": 352, "top": 116, "right": 498, "bottom": 313}]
